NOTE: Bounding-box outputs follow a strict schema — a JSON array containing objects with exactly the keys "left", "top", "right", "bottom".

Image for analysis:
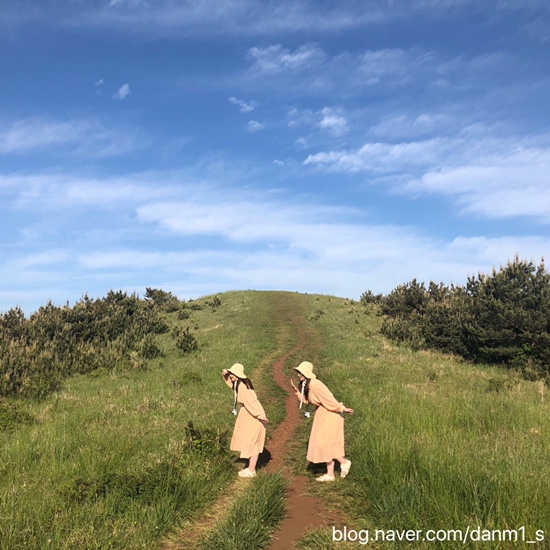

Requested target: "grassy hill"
[{"left": 1, "top": 291, "right": 549, "bottom": 549}]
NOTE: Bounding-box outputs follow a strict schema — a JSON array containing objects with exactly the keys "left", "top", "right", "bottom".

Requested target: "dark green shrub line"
[
  {"left": 0, "top": 288, "right": 198, "bottom": 399},
  {"left": 366, "top": 257, "right": 550, "bottom": 379}
]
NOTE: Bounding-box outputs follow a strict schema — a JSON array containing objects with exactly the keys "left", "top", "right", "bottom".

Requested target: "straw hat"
[
  {"left": 294, "top": 361, "right": 316, "bottom": 379},
  {"left": 227, "top": 363, "right": 247, "bottom": 379}
]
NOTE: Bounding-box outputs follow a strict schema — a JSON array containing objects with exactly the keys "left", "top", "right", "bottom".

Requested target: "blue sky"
[{"left": 1, "top": 0, "right": 550, "bottom": 314}]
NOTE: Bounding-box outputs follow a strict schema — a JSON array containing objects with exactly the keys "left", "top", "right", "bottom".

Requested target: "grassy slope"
[
  {"left": 0, "top": 291, "right": 286, "bottom": 549},
  {"left": 1, "top": 290, "right": 550, "bottom": 549},
  {"left": 294, "top": 294, "right": 550, "bottom": 549}
]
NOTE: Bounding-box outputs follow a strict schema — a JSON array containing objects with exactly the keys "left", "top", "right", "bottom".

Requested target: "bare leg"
[
  {"left": 248, "top": 453, "right": 259, "bottom": 473},
  {"left": 326, "top": 460, "right": 335, "bottom": 477}
]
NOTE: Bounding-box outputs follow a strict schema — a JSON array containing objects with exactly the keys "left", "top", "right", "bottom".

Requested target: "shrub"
[
  {"left": 173, "top": 327, "right": 198, "bottom": 354},
  {"left": 373, "top": 258, "right": 550, "bottom": 379},
  {"left": 139, "top": 334, "right": 163, "bottom": 359},
  {"left": 0, "top": 291, "right": 171, "bottom": 398},
  {"left": 183, "top": 421, "right": 229, "bottom": 457},
  {"left": 0, "top": 401, "right": 35, "bottom": 432}
]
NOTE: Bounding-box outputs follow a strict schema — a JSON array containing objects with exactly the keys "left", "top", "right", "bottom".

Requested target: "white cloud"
[
  {"left": 247, "top": 43, "right": 326, "bottom": 73},
  {"left": 113, "top": 83, "right": 131, "bottom": 100},
  {"left": 0, "top": 118, "right": 89, "bottom": 154},
  {"left": 247, "top": 120, "right": 264, "bottom": 132},
  {"left": 318, "top": 107, "right": 348, "bottom": 136},
  {"left": 0, "top": 116, "right": 142, "bottom": 157},
  {"left": 358, "top": 48, "right": 412, "bottom": 84},
  {"left": 304, "top": 138, "right": 449, "bottom": 174},
  {"left": 368, "top": 113, "right": 454, "bottom": 140},
  {"left": 3, "top": 167, "right": 550, "bottom": 314},
  {"left": 3, "top": 0, "right": 547, "bottom": 37},
  {"left": 228, "top": 96, "right": 255, "bottom": 113},
  {"left": 305, "top": 130, "right": 550, "bottom": 223},
  {"left": 9, "top": 250, "right": 70, "bottom": 269},
  {"left": 409, "top": 147, "right": 550, "bottom": 221}
]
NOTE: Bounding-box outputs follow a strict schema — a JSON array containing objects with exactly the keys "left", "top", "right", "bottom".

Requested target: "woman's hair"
[
  {"left": 235, "top": 378, "right": 254, "bottom": 391},
  {"left": 299, "top": 378, "right": 310, "bottom": 401}
]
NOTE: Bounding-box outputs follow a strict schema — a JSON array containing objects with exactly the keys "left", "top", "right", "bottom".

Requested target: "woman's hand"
[
  {"left": 259, "top": 417, "right": 269, "bottom": 424},
  {"left": 290, "top": 379, "right": 302, "bottom": 396},
  {"left": 343, "top": 407, "right": 354, "bottom": 415}
]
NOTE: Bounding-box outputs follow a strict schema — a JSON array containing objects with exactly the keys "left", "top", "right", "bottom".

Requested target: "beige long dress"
[
  {"left": 230, "top": 382, "right": 266, "bottom": 459},
  {"left": 306, "top": 378, "right": 345, "bottom": 463}
]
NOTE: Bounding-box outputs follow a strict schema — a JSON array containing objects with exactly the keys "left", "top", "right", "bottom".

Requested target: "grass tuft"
[{"left": 200, "top": 472, "right": 287, "bottom": 550}]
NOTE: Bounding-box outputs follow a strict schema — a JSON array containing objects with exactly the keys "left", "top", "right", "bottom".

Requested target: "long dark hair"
[
  {"left": 299, "top": 378, "right": 310, "bottom": 401},
  {"left": 235, "top": 378, "right": 254, "bottom": 392}
]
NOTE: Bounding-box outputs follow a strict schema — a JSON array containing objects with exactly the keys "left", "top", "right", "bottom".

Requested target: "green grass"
[
  {"left": 294, "top": 295, "right": 550, "bottom": 549},
  {"left": 2, "top": 291, "right": 550, "bottom": 549},
  {"left": 200, "top": 471, "right": 287, "bottom": 550},
  {"left": 0, "top": 291, "right": 284, "bottom": 550}
]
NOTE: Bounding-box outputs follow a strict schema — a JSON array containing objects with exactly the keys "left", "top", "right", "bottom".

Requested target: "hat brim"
[
  {"left": 294, "top": 367, "right": 316, "bottom": 379},
  {"left": 228, "top": 369, "right": 247, "bottom": 379}
]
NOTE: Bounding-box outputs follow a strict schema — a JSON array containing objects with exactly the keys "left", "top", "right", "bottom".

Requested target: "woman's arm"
[
  {"left": 314, "top": 381, "right": 349, "bottom": 413},
  {"left": 221, "top": 369, "right": 233, "bottom": 388},
  {"left": 240, "top": 385, "right": 269, "bottom": 423}
]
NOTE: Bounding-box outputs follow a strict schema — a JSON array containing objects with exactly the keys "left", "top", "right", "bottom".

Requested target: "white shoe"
[
  {"left": 316, "top": 474, "right": 335, "bottom": 482},
  {"left": 238, "top": 468, "right": 256, "bottom": 478},
  {"left": 340, "top": 459, "right": 352, "bottom": 478}
]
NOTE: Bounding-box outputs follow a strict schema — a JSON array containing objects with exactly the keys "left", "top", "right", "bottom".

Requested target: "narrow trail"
[
  {"left": 263, "top": 300, "right": 345, "bottom": 549},
  {"left": 162, "top": 292, "right": 346, "bottom": 549}
]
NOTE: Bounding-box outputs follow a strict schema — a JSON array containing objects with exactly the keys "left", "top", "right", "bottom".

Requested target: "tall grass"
[
  {"left": 200, "top": 472, "right": 287, "bottom": 550},
  {"left": 4, "top": 290, "right": 549, "bottom": 549},
  {"left": 0, "top": 291, "right": 281, "bottom": 549},
  {"left": 296, "top": 295, "right": 550, "bottom": 548}
]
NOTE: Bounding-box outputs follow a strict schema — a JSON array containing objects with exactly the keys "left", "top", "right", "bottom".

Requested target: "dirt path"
[
  {"left": 163, "top": 292, "right": 345, "bottom": 549},
  {"left": 263, "top": 298, "right": 345, "bottom": 549}
]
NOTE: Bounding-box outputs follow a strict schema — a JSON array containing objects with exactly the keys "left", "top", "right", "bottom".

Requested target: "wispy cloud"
[
  {"left": 0, "top": 118, "right": 92, "bottom": 154},
  {"left": 0, "top": 116, "right": 142, "bottom": 157},
  {"left": 368, "top": 113, "right": 454, "bottom": 140},
  {"left": 304, "top": 138, "right": 449, "bottom": 174},
  {"left": 305, "top": 132, "right": 550, "bottom": 223},
  {"left": 4, "top": 0, "right": 546, "bottom": 36},
  {"left": 0, "top": 171, "right": 177, "bottom": 210},
  {"left": 318, "top": 107, "right": 348, "bottom": 136},
  {"left": 247, "top": 120, "right": 264, "bottom": 132},
  {"left": 228, "top": 96, "right": 255, "bottom": 113},
  {"left": 408, "top": 147, "right": 550, "bottom": 222},
  {"left": 2, "top": 166, "right": 550, "bottom": 313},
  {"left": 113, "top": 83, "right": 131, "bottom": 100},
  {"left": 247, "top": 43, "right": 326, "bottom": 73}
]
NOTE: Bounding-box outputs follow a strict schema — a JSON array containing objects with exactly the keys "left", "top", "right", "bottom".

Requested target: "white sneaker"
[
  {"left": 316, "top": 474, "right": 335, "bottom": 482},
  {"left": 238, "top": 468, "right": 256, "bottom": 478},
  {"left": 340, "top": 459, "right": 352, "bottom": 478}
]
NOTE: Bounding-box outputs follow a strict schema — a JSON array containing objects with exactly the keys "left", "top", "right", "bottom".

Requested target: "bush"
[
  {"left": 0, "top": 291, "right": 170, "bottom": 398},
  {"left": 183, "top": 421, "right": 229, "bottom": 457},
  {"left": 173, "top": 327, "right": 198, "bottom": 354},
  {"left": 0, "top": 401, "right": 35, "bottom": 432},
  {"left": 373, "top": 258, "right": 550, "bottom": 379}
]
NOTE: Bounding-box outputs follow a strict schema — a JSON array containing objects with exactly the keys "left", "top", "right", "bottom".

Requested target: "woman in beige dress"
[
  {"left": 291, "top": 361, "right": 354, "bottom": 482},
  {"left": 222, "top": 363, "right": 269, "bottom": 478}
]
